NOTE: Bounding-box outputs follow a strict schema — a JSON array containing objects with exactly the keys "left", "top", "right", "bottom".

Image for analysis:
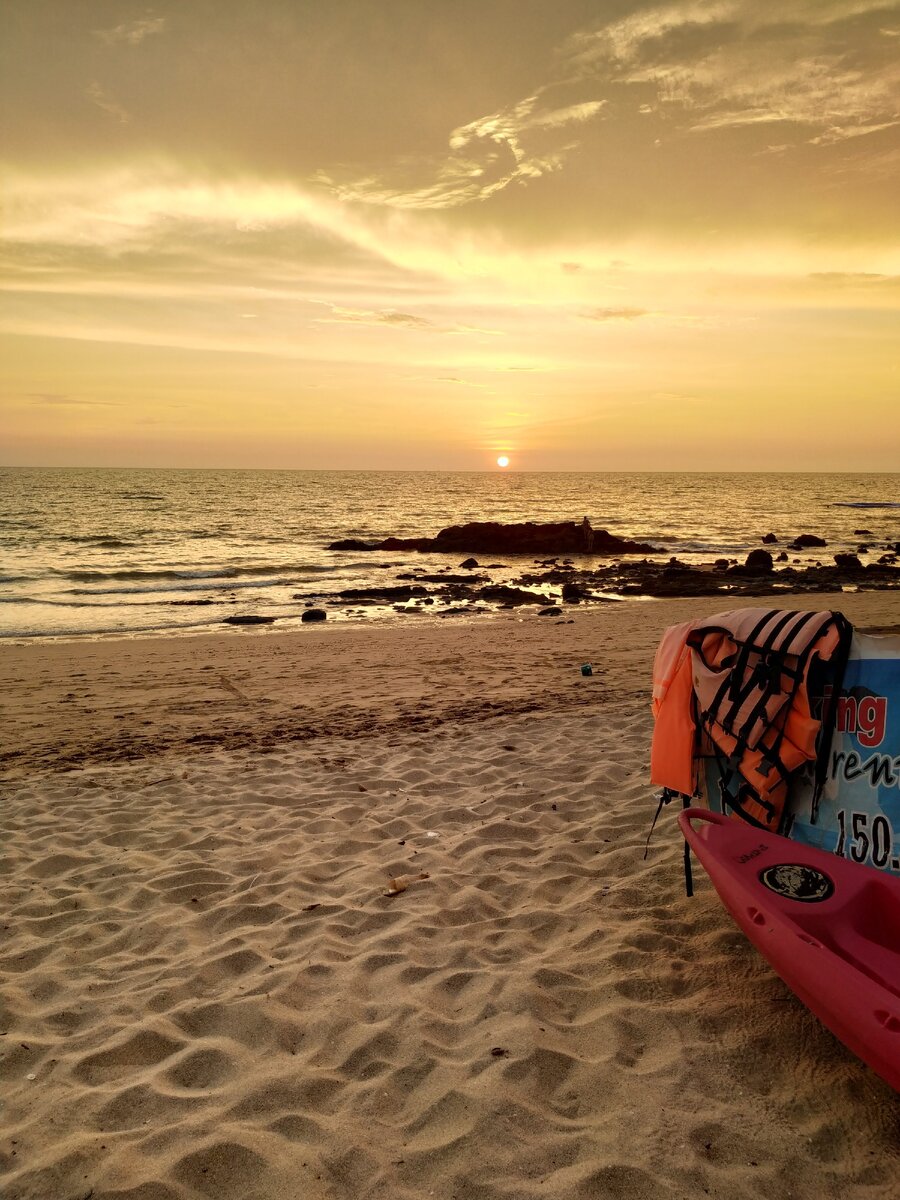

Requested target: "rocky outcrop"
[
  {"left": 789, "top": 534, "right": 827, "bottom": 549},
  {"left": 480, "top": 585, "right": 551, "bottom": 606},
  {"left": 337, "top": 586, "right": 428, "bottom": 604},
  {"left": 834, "top": 554, "right": 863, "bottom": 570},
  {"left": 328, "top": 519, "right": 662, "bottom": 556},
  {"left": 745, "top": 549, "right": 774, "bottom": 571}
]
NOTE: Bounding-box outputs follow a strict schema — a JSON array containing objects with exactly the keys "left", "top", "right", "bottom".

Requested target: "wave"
[
  {"left": 49, "top": 561, "right": 368, "bottom": 584},
  {"left": 64, "top": 577, "right": 299, "bottom": 596},
  {"left": 832, "top": 501, "right": 899, "bottom": 509},
  {"left": 56, "top": 535, "right": 137, "bottom": 548},
  {"left": 0, "top": 616, "right": 222, "bottom": 640},
  {"left": 0, "top": 595, "right": 164, "bottom": 609}
]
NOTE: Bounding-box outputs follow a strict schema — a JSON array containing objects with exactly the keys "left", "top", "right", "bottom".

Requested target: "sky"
[{"left": 1, "top": 0, "right": 899, "bottom": 471}]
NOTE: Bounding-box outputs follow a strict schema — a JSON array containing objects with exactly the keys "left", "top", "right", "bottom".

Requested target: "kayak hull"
[{"left": 679, "top": 808, "right": 900, "bottom": 1092}]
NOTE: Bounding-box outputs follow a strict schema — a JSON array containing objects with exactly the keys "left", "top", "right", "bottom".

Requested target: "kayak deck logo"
[{"left": 759, "top": 863, "right": 835, "bottom": 903}]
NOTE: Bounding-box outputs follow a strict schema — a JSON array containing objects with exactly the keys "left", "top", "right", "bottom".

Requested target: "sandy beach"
[{"left": 2, "top": 593, "right": 899, "bottom": 1200}]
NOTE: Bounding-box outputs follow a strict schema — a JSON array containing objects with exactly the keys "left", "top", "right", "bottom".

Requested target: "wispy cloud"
[
  {"left": 320, "top": 93, "right": 606, "bottom": 211},
  {"left": 808, "top": 271, "right": 900, "bottom": 287},
  {"left": 566, "top": 1, "right": 900, "bottom": 148},
  {"left": 320, "top": 306, "right": 436, "bottom": 330},
  {"left": 95, "top": 17, "right": 167, "bottom": 46},
  {"left": 25, "top": 392, "right": 119, "bottom": 407},
  {"left": 85, "top": 82, "right": 130, "bottom": 124},
  {"left": 581, "top": 306, "right": 650, "bottom": 321}
]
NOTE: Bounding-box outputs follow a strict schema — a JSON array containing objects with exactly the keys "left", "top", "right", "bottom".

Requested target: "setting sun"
[{"left": 496, "top": 456, "right": 510, "bottom": 468}]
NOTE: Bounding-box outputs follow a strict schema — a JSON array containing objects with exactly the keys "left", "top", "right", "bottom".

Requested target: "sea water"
[{"left": 0, "top": 468, "right": 897, "bottom": 640}]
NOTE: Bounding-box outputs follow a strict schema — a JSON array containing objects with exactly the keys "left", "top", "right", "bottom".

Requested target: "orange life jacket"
[{"left": 651, "top": 608, "right": 852, "bottom": 832}]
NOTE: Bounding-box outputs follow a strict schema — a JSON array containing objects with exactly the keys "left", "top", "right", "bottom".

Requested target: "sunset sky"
[{"left": 2, "top": 1, "right": 898, "bottom": 470}]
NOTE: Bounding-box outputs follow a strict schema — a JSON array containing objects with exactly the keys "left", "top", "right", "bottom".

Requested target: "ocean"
[{"left": 1, "top": 468, "right": 897, "bottom": 641}]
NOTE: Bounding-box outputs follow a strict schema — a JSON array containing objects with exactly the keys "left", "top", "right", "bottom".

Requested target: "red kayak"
[{"left": 679, "top": 808, "right": 900, "bottom": 1092}]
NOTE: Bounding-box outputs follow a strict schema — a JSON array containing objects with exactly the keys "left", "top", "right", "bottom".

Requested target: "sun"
[{"left": 496, "top": 455, "right": 510, "bottom": 468}]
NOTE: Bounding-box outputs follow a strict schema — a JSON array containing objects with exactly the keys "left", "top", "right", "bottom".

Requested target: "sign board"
[{"left": 701, "top": 632, "right": 900, "bottom": 877}]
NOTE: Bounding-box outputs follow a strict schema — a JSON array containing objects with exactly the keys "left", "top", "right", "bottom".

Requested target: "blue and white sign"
[
  {"left": 702, "top": 632, "right": 900, "bottom": 878},
  {"left": 788, "top": 633, "right": 900, "bottom": 877}
]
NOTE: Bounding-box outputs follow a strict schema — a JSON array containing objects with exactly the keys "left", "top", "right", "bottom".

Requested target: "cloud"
[
  {"left": 581, "top": 306, "right": 650, "bottom": 321},
  {"left": 95, "top": 17, "right": 167, "bottom": 46},
  {"left": 319, "top": 306, "right": 436, "bottom": 330},
  {"left": 320, "top": 92, "right": 606, "bottom": 211},
  {"left": 85, "top": 82, "right": 130, "bottom": 124},
  {"left": 808, "top": 271, "right": 900, "bottom": 287},
  {"left": 565, "top": 1, "right": 900, "bottom": 149},
  {"left": 25, "top": 392, "right": 118, "bottom": 407}
]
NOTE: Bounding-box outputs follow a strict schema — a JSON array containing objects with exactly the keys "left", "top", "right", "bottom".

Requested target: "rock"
[
  {"left": 328, "top": 518, "right": 662, "bottom": 556},
  {"left": 561, "top": 581, "right": 589, "bottom": 603},
  {"left": 761, "top": 533, "right": 778, "bottom": 544},
  {"left": 538, "top": 606, "right": 563, "bottom": 616},
  {"left": 223, "top": 614, "right": 276, "bottom": 625},
  {"left": 857, "top": 544, "right": 869, "bottom": 553},
  {"left": 480, "top": 585, "right": 550, "bottom": 606},
  {"left": 745, "top": 549, "right": 774, "bottom": 571},
  {"left": 854, "top": 529, "right": 873, "bottom": 535},
  {"left": 338, "top": 586, "right": 428, "bottom": 602},
  {"left": 714, "top": 558, "right": 729, "bottom": 570},
  {"left": 407, "top": 573, "right": 487, "bottom": 584},
  {"left": 328, "top": 538, "right": 378, "bottom": 550},
  {"left": 776, "top": 551, "right": 788, "bottom": 562},
  {"left": 789, "top": 534, "right": 827, "bottom": 548},
  {"left": 834, "top": 554, "right": 863, "bottom": 570},
  {"left": 459, "top": 557, "right": 479, "bottom": 569},
  {"left": 301, "top": 608, "right": 327, "bottom": 622}
]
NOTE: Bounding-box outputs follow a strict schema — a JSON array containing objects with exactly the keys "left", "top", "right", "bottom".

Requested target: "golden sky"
[{"left": 2, "top": 1, "right": 898, "bottom": 469}]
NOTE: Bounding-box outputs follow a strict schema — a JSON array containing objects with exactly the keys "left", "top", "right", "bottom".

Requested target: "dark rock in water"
[
  {"left": 459, "top": 557, "right": 479, "bottom": 569},
  {"left": 223, "top": 614, "right": 276, "bottom": 625},
  {"left": 301, "top": 608, "right": 327, "bottom": 622},
  {"left": 776, "top": 551, "right": 788, "bottom": 562},
  {"left": 857, "top": 544, "right": 869, "bottom": 553},
  {"left": 714, "top": 558, "right": 729, "bottom": 571},
  {"left": 745, "top": 549, "right": 774, "bottom": 571},
  {"left": 410, "top": 573, "right": 488, "bottom": 584},
  {"left": 480, "top": 585, "right": 550, "bottom": 606},
  {"left": 834, "top": 554, "right": 863, "bottom": 570},
  {"left": 854, "top": 529, "right": 873, "bottom": 535},
  {"left": 329, "top": 538, "right": 376, "bottom": 551},
  {"left": 328, "top": 518, "right": 662, "bottom": 556},
  {"left": 789, "top": 534, "right": 827, "bottom": 548},
  {"left": 561, "top": 580, "right": 589, "bottom": 603},
  {"left": 638, "top": 569, "right": 718, "bottom": 596},
  {"left": 761, "top": 533, "right": 778, "bottom": 544},
  {"left": 171, "top": 598, "right": 217, "bottom": 605},
  {"left": 338, "top": 586, "right": 428, "bottom": 602},
  {"left": 538, "top": 606, "right": 563, "bottom": 616}
]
